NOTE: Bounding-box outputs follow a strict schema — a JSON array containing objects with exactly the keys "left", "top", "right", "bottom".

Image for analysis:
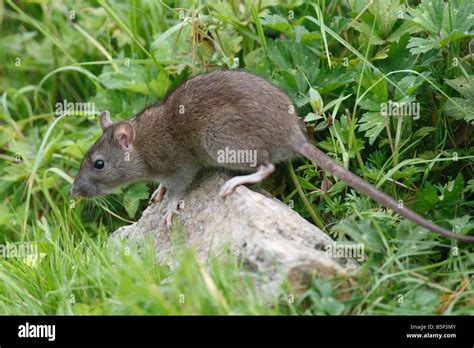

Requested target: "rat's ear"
[
  {"left": 100, "top": 111, "right": 113, "bottom": 131},
  {"left": 114, "top": 122, "right": 135, "bottom": 151}
]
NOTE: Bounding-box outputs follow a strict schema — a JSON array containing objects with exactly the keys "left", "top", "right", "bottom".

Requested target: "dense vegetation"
[{"left": 0, "top": 0, "right": 473, "bottom": 314}]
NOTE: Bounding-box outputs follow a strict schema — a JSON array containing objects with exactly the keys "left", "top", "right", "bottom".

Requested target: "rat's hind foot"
[
  {"left": 150, "top": 184, "right": 167, "bottom": 203},
  {"left": 219, "top": 163, "right": 275, "bottom": 197}
]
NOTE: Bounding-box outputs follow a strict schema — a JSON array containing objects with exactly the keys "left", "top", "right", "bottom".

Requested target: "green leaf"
[
  {"left": 321, "top": 297, "right": 345, "bottom": 315},
  {"left": 445, "top": 76, "right": 474, "bottom": 99},
  {"left": 406, "top": 0, "right": 474, "bottom": 54},
  {"left": 350, "top": 20, "right": 385, "bottom": 46},
  {"left": 260, "top": 14, "right": 292, "bottom": 36},
  {"left": 267, "top": 40, "right": 293, "bottom": 70},
  {"left": 445, "top": 76, "right": 474, "bottom": 123},
  {"left": 89, "top": 89, "right": 149, "bottom": 119},
  {"left": 415, "top": 183, "right": 439, "bottom": 214},
  {"left": 445, "top": 98, "right": 474, "bottom": 123},
  {"left": 437, "top": 175, "right": 463, "bottom": 207},
  {"left": 407, "top": 0, "right": 445, "bottom": 34},
  {"left": 368, "top": 0, "right": 403, "bottom": 37},
  {"left": 350, "top": 0, "right": 406, "bottom": 46},
  {"left": 406, "top": 37, "right": 439, "bottom": 54},
  {"left": 448, "top": 215, "right": 473, "bottom": 234},
  {"left": 394, "top": 73, "right": 428, "bottom": 100},
  {"left": 316, "top": 66, "right": 354, "bottom": 93},
  {"left": 379, "top": 34, "right": 416, "bottom": 73},
  {"left": 273, "top": 69, "right": 300, "bottom": 96},
  {"left": 123, "top": 183, "right": 149, "bottom": 219},
  {"left": 466, "top": 179, "right": 474, "bottom": 193},
  {"left": 386, "top": 21, "right": 419, "bottom": 42},
  {"left": 244, "top": 47, "right": 272, "bottom": 76},
  {"left": 332, "top": 219, "right": 385, "bottom": 253},
  {"left": 358, "top": 111, "right": 386, "bottom": 145},
  {"left": 149, "top": 73, "right": 171, "bottom": 98},
  {"left": 99, "top": 65, "right": 151, "bottom": 95},
  {"left": 304, "top": 112, "right": 323, "bottom": 122},
  {"left": 441, "top": 1, "right": 474, "bottom": 35},
  {"left": 309, "top": 87, "right": 323, "bottom": 114}
]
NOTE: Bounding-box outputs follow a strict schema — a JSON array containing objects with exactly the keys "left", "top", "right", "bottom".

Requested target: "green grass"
[
  {"left": 0, "top": 0, "right": 473, "bottom": 315},
  {"left": 0, "top": 228, "right": 273, "bottom": 315}
]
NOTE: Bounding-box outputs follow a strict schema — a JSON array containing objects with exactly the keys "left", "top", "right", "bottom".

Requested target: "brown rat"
[{"left": 71, "top": 70, "right": 474, "bottom": 243}]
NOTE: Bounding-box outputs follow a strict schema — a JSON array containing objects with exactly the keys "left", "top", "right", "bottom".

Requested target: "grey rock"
[{"left": 112, "top": 171, "right": 359, "bottom": 298}]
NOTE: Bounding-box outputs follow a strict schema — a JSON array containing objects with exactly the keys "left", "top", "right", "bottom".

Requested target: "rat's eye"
[{"left": 94, "top": 159, "right": 105, "bottom": 169}]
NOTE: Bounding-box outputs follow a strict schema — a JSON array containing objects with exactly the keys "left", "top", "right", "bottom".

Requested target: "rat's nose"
[{"left": 70, "top": 182, "right": 82, "bottom": 196}]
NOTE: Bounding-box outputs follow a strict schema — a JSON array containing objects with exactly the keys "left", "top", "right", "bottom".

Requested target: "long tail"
[{"left": 298, "top": 143, "right": 474, "bottom": 243}]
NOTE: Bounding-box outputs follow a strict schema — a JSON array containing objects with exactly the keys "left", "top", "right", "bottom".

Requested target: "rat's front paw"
[
  {"left": 150, "top": 184, "right": 167, "bottom": 203},
  {"left": 161, "top": 206, "right": 175, "bottom": 227},
  {"left": 160, "top": 198, "right": 184, "bottom": 227}
]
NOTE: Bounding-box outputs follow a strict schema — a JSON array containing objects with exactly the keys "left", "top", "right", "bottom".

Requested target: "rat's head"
[{"left": 71, "top": 112, "right": 147, "bottom": 197}]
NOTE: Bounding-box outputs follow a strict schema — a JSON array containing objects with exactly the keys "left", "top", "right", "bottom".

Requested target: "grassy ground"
[{"left": 0, "top": 0, "right": 473, "bottom": 315}]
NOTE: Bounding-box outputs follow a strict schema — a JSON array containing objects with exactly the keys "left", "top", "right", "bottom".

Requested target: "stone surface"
[{"left": 112, "top": 171, "right": 359, "bottom": 297}]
